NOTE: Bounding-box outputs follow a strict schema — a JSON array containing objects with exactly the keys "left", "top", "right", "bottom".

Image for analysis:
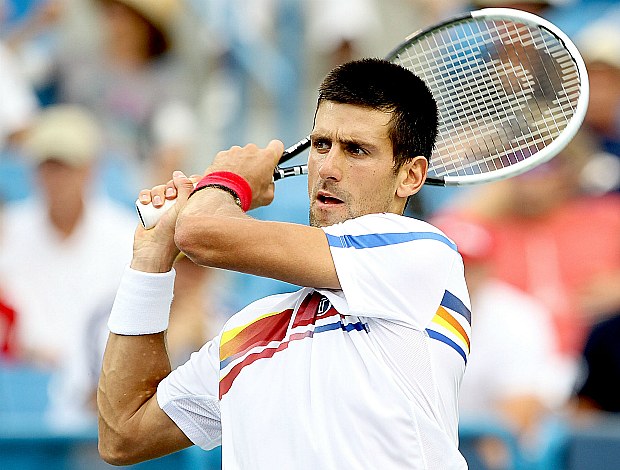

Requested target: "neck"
[{"left": 48, "top": 199, "right": 84, "bottom": 239}]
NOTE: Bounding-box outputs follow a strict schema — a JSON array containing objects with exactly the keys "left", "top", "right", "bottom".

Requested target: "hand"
[
  {"left": 205, "top": 140, "right": 284, "bottom": 210},
  {"left": 131, "top": 171, "right": 197, "bottom": 273}
]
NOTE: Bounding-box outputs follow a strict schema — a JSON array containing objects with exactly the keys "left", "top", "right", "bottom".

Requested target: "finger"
[
  {"left": 172, "top": 171, "right": 194, "bottom": 200},
  {"left": 165, "top": 180, "right": 177, "bottom": 200},
  {"left": 138, "top": 189, "right": 152, "bottom": 205},
  {"left": 151, "top": 184, "right": 168, "bottom": 207},
  {"left": 267, "top": 139, "right": 285, "bottom": 165}
]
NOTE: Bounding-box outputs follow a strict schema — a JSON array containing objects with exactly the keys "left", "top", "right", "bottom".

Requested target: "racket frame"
[
  {"left": 138, "top": 8, "right": 589, "bottom": 228},
  {"left": 276, "top": 7, "right": 589, "bottom": 186}
]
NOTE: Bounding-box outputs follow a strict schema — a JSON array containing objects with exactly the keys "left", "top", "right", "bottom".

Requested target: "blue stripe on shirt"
[
  {"left": 441, "top": 290, "right": 471, "bottom": 324},
  {"left": 325, "top": 231, "right": 457, "bottom": 251},
  {"left": 426, "top": 329, "right": 468, "bottom": 364}
]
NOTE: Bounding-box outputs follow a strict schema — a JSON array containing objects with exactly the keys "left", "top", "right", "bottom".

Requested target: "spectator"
[
  {"left": 0, "top": 104, "right": 136, "bottom": 426},
  {"left": 1, "top": 103, "right": 218, "bottom": 428},
  {"left": 468, "top": 0, "right": 560, "bottom": 15},
  {"left": 306, "top": 0, "right": 382, "bottom": 70},
  {"left": 13, "top": 0, "right": 196, "bottom": 203},
  {"left": 0, "top": 38, "right": 38, "bottom": 149},
  {"left": 574, "top": 16, "right": 620, "bottom": 192},
  {"left": 573, "top": 311, "right": 620, "bottom": 414},
  {"left": 434, "top": 216, "right": 564, "bottom": 469},
  {"left": 433, "top": 130, "right": 620, "bottom": 402}
]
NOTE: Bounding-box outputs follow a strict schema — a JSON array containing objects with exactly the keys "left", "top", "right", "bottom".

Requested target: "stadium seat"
[
  {"left": 0, "top": 361, "right": 222, "bottom": 469},
  {"left": 563, "top": 415, "right": 620, "bottom": 470},
  {"left": 459, "top": 418, "right": 526, "bottom": 470}
]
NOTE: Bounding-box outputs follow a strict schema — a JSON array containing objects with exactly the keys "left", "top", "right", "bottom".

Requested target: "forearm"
[
  {"left": 175, "top": 189, "right": 340, "bottom": 288},
  {"left": 175, "top": 188, "right": 249, "bottom": 267},
  {"left": 97, "top": 332, "right": 172, "bottom": 460},
  {"left": 97, "top": 267, "right": 190, "bottom": 464}
]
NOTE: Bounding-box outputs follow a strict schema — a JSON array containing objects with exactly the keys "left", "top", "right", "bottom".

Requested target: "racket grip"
[
  {"left": 136, "top": 197, "right": 178, "bottom": 230},
  {"left": 137, "top": 163, "right": 309, "bottom": 229}
]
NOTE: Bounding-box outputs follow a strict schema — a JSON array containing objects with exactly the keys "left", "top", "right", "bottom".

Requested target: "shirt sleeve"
[
  {"left": 157, "top": 334, "right": 222, "bottom": 450},
  {"left": 322, "top": 213, "right": 462, "bottom": 329}
]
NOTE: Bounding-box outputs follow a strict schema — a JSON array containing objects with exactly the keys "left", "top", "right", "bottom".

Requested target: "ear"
[{"left": 396, "top": 156, "right": 428, "bottom": 198}]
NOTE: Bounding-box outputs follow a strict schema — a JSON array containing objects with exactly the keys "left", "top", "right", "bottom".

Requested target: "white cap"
[{"left": 24, "top": 105, "right": 101, "bottom": 167}]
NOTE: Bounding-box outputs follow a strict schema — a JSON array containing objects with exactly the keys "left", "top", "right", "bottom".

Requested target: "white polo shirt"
[{"left": 158, "top": 213, "right": 470, "bottom": 469}]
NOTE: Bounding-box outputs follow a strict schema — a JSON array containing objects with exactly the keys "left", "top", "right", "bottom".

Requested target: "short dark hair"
[{"left": 316, "top": 58, "right": 438, "bottom": 168}]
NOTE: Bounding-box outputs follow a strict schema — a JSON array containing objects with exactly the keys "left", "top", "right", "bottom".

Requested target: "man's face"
[
  {"left": 307, "top": 101, "right": 406, "bottom": 227},
  {"left": 37, "top": 159, "right": 90, "bottom": 209}
]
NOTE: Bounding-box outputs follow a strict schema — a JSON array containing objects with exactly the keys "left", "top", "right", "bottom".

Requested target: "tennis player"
[{"left": 98, "top": 58, "right": 471, "bottom": 469}]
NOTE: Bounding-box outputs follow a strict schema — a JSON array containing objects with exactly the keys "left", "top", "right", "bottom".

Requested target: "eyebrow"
[{"left": 310, "top": 132, "right": 378, "bottom": 152}]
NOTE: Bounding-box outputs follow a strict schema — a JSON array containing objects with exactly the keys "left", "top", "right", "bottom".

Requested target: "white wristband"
[{"left": 108, "top": 266, "right": 176, "bottom": 335}]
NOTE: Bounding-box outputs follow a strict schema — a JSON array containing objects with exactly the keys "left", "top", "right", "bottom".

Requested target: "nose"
[{"left": 317, "top": 147, "right": 343, "bottom": 181}]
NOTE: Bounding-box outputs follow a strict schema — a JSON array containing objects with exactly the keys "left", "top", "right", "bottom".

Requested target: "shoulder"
[
  {"left": 479, "top": 280, "right": 542, "bottom": 308},
  {"left": 324, "top": 213, "right": 437, "bottom": 233},
  {"left": 1, "top": 198, "right": 43, "bottom": 229},
  {"left": 80, "top": 197, "right": 136, "bottom": 247},
  {"left": 322, "top": 213, "right": 456, "bottom": 251},
  {"left": 476, "top": 280, "right": 552, "bottom": 331},
  {"left": 86, "top": 197, "right": 136, "bottom": 225}
]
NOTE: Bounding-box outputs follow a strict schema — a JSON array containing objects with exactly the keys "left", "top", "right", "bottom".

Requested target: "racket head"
[{"left": 387, "top": 7, "right": 589, "bottom": 186}]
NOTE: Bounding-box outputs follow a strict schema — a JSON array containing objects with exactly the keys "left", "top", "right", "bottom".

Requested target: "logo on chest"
[
  {"left": 291, "top": 292, "right": 337, "bottom": 329},
  {"left": 218, "top": 291, "right": 361, "bottom": 399}
]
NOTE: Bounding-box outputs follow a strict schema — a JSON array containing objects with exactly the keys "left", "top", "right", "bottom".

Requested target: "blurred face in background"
[
  {"left": 584, "top": 61, "right": 620, "bottom": 137},
  {"left": 36, "top": 159, "right": 91, "bottom": 213},
  {"left": 503, "top": 153, "right": 583, "bottom": 217},
  {"left": 100, "top": 0, "right": 153, "bottom": 61},
  {"left": 497, "top": 129, "right": 596, "bottom": 217},
  {"left": 102, "top": 1, "right": 149, "bottom": 38},
  {"left": 99, "top": 0, "right": 168, "bottom": 61}
]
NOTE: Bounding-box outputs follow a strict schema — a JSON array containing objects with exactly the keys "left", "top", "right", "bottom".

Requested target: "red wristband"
[{"left": 191, "top": 171, "right": 252, "bottom": 212}]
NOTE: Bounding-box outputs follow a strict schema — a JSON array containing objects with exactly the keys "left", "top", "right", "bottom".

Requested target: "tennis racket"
[{"left": 137, "top": 7, "right": 588, "bottom": 228}]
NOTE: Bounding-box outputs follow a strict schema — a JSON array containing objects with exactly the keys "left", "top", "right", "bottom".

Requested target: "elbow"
[
  {"left": 98, "top": 427, "right": 146, "bottom": 466},
  {"left": 98, "top": 440, "right": 135, "bottom": 466},
  {"left": 174, "top": 213, "right": 218, "bottom": 265},
  {"left": 174, "top": 215, "right": 202, "bottom": 262}
]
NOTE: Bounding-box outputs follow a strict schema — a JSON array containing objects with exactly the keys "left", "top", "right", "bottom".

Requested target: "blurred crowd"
[{"left": 1, "top": 0, "right": 619, "bottom": 468}]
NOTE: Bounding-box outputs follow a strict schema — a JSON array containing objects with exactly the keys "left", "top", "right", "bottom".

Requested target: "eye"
[
  {"left": 345, "top": 143, "right": 368, "bottom": 156},
  {"left": 312, "top": 138, "right": 331, "bottom": 153}
]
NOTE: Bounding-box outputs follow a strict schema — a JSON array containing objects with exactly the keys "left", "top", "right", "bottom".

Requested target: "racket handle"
[
  {"left": 138, "top": 162, "right": 312, "bottom": 229},
  {"left": 279, "top": 136, "right": 311, "bottom": 165},
  {"left": 273, "top": 164, "right": 308, "bottom": 181},
  {"left": 136, "top": 197, "right": 178, "bottom": 229}
]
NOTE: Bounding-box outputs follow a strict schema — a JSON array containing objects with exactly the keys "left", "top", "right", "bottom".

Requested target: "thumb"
[
  {"left": 172, "top": 171, "right": 195, "bottom": 201},
  {"left": 267, "top": 139, "right": 285, "bottom": 166}
]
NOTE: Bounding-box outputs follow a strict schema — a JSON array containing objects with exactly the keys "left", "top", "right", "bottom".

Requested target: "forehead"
[{"left": 313, "top": 101, "right": 392, "bottom": 141}]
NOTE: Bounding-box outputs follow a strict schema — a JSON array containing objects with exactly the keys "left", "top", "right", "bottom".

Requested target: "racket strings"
[{"left": 393, "top": 17, "right": 581, "bottom": 178}]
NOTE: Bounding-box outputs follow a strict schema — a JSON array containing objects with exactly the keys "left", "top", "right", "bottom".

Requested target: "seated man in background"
[
  {"left": 0, "top": 105, "right": 136, "bottom": 428},
  {"left": 433, "top": 130, "right": 620, "bottom": 405},
  {"left": 0, "top": 105, "right": 212, "bottom": 429}
]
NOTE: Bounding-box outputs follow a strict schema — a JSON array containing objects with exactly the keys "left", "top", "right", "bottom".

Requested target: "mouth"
[{"left": 316, "top": 191, "right": 344, "bottom": 205}]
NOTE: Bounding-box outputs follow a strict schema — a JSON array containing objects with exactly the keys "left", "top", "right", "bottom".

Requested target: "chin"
[{"left": 309, "top": 208, "right": 351, "bottom": 228}]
